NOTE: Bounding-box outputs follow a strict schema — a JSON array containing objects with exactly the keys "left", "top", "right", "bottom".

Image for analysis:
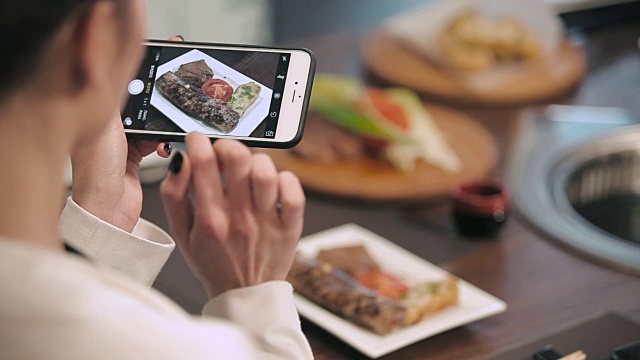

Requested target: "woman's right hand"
[{"left": 159, "top": 132, "right": 305, "bottom": 299}]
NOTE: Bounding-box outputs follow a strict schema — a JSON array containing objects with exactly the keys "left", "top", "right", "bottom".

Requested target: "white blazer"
[{"left": 0, "top": 198, "right": 313, "bottom": 359}]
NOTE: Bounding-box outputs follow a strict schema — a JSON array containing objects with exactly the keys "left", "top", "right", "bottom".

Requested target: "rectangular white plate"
[
  {"left": 151, "top": 49, "right": 273, "bottom": 136},
  {"left": 295, "top": 224, "right": 507, "bottom": 359}
]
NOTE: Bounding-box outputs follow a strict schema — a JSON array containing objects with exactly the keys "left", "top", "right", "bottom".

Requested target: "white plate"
[
  {"left": 151, "top": 49, "right": 273, "bottom": 136},
  {"left": 295, "top": 224, "right": 507, "bottom": 358}
]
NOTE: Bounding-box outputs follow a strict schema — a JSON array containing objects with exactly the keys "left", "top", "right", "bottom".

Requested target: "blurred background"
[
  {"left": 145, "top": 0, "right": 273, "bottom": 44},
  {"left": 141, "top": 1, "right": 640, "bottom": 359},
  {"left": 145, "top": 0, "right": 640, "bottom": 43}
]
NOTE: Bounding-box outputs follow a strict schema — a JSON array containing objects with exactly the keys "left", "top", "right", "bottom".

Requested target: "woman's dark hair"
[{"left": 0, "top": 1, "right": 123, "bottom": 98}]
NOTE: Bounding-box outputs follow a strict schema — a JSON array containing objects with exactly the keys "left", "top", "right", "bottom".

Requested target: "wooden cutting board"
[
  {"left": 264, "top": 104, "right": 497, "bottom": 201},
  {"left": 363, "top": 31, "right": 587, "bottom": 107}
]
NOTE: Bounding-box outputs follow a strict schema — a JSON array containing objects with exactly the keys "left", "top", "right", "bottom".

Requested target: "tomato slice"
[
  {"left": 366, "top": 89, "right": 410, "bottom": 130},
  {"left": 202, "top": 79, "right": 234, "bottom": 103},
  {"left": 355, "top": 269, "right": 411, "bottom": 299}
]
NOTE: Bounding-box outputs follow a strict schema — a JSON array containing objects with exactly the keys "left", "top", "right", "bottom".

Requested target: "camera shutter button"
[{"left": 128, "top": 79, "right": 145, "bottom": 95}]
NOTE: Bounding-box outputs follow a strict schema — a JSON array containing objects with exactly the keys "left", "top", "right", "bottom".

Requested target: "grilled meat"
[
  {"left": 155, "top": 71, "right": 241, "bottom": 133},
  {"left": 174, "top": 60, "right": 213, "bottom": 88},
  {"left": 288, "top": 257, "right": 407, "bottom": 335},
  {"left": 291, "top": 113, "right": 366, "bottom": 163},
  {"left": 317, "top": 245, "right": 379, "bottom": 277}
]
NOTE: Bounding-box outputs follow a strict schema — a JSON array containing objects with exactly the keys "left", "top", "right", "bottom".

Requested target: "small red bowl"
[{"left": 451, "top": 179, "right": 510, "bottom": 237}]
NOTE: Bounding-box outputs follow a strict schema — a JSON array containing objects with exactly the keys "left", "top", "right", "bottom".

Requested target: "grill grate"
[{"left": 565, "top": 150, "right": 640, "bottom": 207}]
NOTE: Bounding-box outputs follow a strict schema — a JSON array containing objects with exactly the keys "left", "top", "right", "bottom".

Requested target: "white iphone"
[{"left": 122, "top": 40, "right": 316, "bottom": 148}]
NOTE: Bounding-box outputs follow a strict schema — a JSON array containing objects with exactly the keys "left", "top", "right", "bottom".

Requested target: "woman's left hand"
[
  {"left": 70, "top": 109, "right": 171, "bottom": 233},
  {"left": 70, "top": 36, "right": 182, "bottom": 232}
]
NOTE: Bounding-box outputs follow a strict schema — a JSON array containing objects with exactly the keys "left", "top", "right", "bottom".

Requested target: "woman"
[{"left": 0, "top": 1, "right": 312, "bottom": 359}]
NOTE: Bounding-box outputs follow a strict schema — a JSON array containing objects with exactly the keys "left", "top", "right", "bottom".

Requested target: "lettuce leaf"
[{"left": 310, "top": 75, "right": 413, "bottom": 143}]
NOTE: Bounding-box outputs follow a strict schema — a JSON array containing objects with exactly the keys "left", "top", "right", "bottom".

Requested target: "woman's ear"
[{"left": 68, "top": 1, "right": 123, "bottom": 93}]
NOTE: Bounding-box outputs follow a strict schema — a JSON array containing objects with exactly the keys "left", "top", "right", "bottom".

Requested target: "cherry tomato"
[{"left": 202, "top": 79, "right": 234, "bottom": 103}]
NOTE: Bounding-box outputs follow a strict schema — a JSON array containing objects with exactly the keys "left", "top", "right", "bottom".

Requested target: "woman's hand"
[
  {"left": 160, "top": 133, "right": 305, "bottom": 298},
  {"left": 70, "top": 110, "right": 171, "bottom": 232},
  {"left": 70, "top": 36, "right": 182, "bottom": 233}
]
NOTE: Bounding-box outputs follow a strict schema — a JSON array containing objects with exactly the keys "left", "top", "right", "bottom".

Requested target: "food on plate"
[
  {"left": 155, "top": 71, "right": 240, "bottom": 133},
  {"left": 202, "top": 79, "right": 234, "bottom": 103},
  {"left": 155, "top": 58, "right": 267, "bottom": 132},
  {"left": 229, "top": 82, "right": 262, "bottom": 115},
  {"left": 308, "top": 75, "right": 412, "bottom": 144},
  {"left": 355, "top": 269, "right": 411, "bottom": 300},
  {"left": 293, "top": 75, "right": 461, "bottom": 172},
  {"left": 174, "top": 59, "right": 214, "bottom": 88},
  {"left": 287, "top": 257, "right": 407, "bottom": 335},
  {"left": 438, "top": 10, "right": 542, "bottom": 73},
  {"left": 317, "top": 245, "right": 380, "bottom": 276},
  {"left": 439, "top": 35, "right": 495, "bottom": 73},
  {"left": 288, "top": 244, "right": 460, "bottom": 334},
  {"left": 317, "top": 245, "right": 410, "bottom": 300},
  {"left": 401, "top": 276, "right": 458, "bottom": 326},
  {"left": 289, "top": 113, "right": 365, "bottom": 164}
]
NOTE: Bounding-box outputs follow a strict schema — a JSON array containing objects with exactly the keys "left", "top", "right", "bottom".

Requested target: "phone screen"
[{"left": 122, "top": 45, "right": 292, "bottom": 139}]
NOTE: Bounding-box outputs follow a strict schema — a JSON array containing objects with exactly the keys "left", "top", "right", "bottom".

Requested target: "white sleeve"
[
  {"left": 203, "top": 281, "right": 314, "bottom": 360},
  {"left": 59, "top": 197, "right": 175, "bottom": 287},
  {"left": 58, "top": 197, "right": 313, "bottom": 359}
]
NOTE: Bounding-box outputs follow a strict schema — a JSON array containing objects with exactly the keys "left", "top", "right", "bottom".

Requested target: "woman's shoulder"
[
  {"left": 0, "top": 239, "right": 257, "bottom": 359},
  {"left": 0, "top": 239, "right": 178, "bottom": 317}
]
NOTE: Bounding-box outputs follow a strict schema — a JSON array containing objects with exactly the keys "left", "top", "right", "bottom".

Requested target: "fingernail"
[
  {"left": 164, "top": 142, "right": 173, "bottom": 155},
  {"left": 168, "top": 152, "right": 183, "bottom": 174},
  {"left": 176, "top": 35, "right": 184, "bottom": 41}
]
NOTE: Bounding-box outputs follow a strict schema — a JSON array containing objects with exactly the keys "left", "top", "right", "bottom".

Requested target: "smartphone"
[{"left": 121, "top": 40, "right": 316, "bottom": 148}]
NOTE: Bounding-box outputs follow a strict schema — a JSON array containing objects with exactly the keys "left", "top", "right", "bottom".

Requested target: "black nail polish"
[
  {"left": 164, "top": 143, "right": 173, "bottom": 155},
  {"left": 168, "top": 152, "right": 183, "bottom": 174}
]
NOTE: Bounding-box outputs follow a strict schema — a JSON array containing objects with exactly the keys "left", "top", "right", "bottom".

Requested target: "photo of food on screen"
[{"left": 123, "top": 47, "right": 286, "bottom": 138}]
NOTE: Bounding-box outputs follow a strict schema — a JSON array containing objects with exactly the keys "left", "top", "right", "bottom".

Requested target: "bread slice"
[
  {"left": 229, "top": 82, "right": 261, "bottom": 115},
  {"left": 400, "top": 276, "right": 459, "bottom": 326}
]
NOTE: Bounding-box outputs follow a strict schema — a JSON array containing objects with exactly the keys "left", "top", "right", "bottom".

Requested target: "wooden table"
[{"left": 144, "top": 8, "right": 640, "bottom": 360}]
